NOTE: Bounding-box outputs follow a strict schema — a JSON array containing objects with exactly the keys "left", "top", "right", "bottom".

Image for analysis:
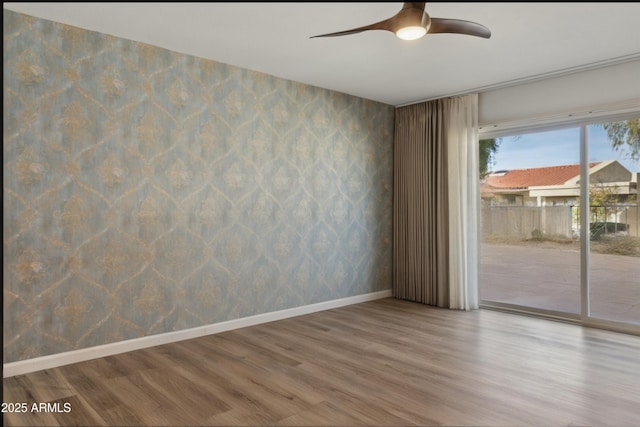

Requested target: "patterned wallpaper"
[{"left": 3, "top": 10, "right": 394, "bottom": 363}]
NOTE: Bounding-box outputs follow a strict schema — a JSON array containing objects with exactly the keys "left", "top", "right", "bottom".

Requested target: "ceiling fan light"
[{"left": 396, "top": 25, "right": 427, "bottom": 41}]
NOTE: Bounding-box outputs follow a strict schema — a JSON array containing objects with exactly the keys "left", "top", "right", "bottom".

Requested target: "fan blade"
[
  {"left": 310, "top": 18, "right": 394, "bottom": 38},
  {"left": 310, "top": 3, "right": 427, "bottom": 39},
  {"left": 428, "top": 18, "right": 491, "bottom": 39}
]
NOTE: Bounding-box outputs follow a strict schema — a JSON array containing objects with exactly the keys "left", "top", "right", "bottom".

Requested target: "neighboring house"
[{"left": 481, "top": 160, "right": 638, "bottom": 207}]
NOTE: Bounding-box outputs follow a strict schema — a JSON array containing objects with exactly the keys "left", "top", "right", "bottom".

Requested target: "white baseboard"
[{"left": 3, "top": 289, "right": 392, "bottom": 378}]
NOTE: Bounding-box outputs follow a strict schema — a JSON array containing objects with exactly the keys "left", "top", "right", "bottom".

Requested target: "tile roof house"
[{"left": 481, "top": 160, "right": 638, "bottom": 206}]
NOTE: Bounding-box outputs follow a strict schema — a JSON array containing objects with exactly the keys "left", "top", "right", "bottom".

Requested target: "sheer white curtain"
[{"left": 446, "top": 94, "right": 479, "bottom": 310}]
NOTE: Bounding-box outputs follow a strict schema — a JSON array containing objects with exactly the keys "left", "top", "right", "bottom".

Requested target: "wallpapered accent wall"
[{"left": 3, "top": 10, "right": 394, "bottom": 364}]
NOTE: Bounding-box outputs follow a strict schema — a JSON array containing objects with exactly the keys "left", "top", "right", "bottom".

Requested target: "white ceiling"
[{"left": 4, "top": 2, "right": 640, "bottom": 107}]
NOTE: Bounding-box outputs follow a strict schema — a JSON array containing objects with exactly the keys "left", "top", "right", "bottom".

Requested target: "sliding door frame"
[
  {"left": 579, "top": 123, "right": 590, "bottom": 321},
  {"left": 479, "top": 109, "right": 640, "bottom": 337}
]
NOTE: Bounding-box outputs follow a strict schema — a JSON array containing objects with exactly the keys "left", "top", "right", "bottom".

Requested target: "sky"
[{"left": 490, "top": 124, "right": 640, "bottom": 173}]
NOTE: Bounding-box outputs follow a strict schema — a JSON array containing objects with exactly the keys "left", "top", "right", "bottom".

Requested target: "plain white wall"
[{"left": 478, "top": 60, "right": 640, "bottom": 129}]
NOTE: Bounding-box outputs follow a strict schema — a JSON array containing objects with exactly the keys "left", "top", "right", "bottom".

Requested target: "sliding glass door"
[
  {"left": 479, "top": 127, "right": 581, "bottom": 316},
  {"left": 587, "top": 121, "right": 640, "bottom": 326},
  {"left": 479, "top": 116, "right": 639, "bottom": 331}
]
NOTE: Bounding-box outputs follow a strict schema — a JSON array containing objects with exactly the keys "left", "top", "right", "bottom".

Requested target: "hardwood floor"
[{"left": 4, "top": 297, "right": 640, "bottom": 426}]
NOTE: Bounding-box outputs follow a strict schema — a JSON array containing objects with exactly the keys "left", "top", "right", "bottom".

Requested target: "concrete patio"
[{"left": 480, "top": 243, "right": 640, "bottom": 325}]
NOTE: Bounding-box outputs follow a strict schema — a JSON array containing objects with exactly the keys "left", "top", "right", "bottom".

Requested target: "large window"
[{"left": 479, "top": 116, "right": 639, "bottom": 332}]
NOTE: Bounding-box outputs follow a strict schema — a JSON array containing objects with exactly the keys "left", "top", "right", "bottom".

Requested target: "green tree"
[
  {"left": 588, "top": 183, "right": 626, "bottom": 238},
  {"left": 602, "top": 119, "right": 640, "bottom": 161},
  {"left": 589, "top": 183, "right": 620, "bottom": 222},
  {"left": 479, "top": 138, "right": 501, "bottom": 178}
]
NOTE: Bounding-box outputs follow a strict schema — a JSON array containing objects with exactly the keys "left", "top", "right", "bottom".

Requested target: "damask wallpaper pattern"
[{"left": 3, "top": 10, "right": 394, "bottom": 363}]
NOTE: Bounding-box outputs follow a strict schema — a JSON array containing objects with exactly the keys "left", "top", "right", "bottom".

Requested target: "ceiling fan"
[{"left": 311, "top": 2, "right": 491, "bottom": 41}]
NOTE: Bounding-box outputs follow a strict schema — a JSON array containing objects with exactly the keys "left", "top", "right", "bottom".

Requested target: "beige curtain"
[
  {"left": 393, "top": 100, "right": 449, "bottom": 306},
  {"left": 393, "top": 94, "right": 479, "bottom": 309}
]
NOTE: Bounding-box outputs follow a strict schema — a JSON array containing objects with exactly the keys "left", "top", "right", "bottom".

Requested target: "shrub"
[{"left": 591, "top": 236, "right": 640, "bottom": 257}]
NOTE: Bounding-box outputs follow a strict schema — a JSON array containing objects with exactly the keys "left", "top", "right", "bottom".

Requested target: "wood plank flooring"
[{"left": 4, "top": 297, "right": 640, "bottom": 426}]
